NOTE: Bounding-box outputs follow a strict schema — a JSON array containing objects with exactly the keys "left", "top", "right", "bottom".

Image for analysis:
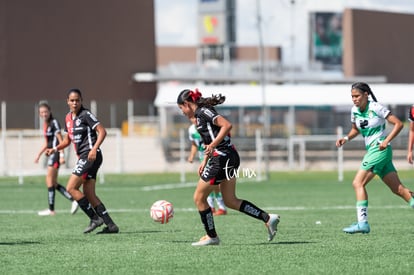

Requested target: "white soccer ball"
[{"left": 150, "top": 200, "right": 174, "bottom": 224}]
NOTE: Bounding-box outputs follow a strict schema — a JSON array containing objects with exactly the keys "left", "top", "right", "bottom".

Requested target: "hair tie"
[{"left": 189, "top": 89, "right": 202, "bottom": 102}]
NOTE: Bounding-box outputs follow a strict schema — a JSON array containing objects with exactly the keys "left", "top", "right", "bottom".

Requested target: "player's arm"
[
  {"left": 408, "top": 122, "right": 414, "bottom": 164},
  {"left": 380, "top": 113, "right": 403, "bottom": 150},
  {"left": 203, "top": 115, "right": 232, "bottom": 156},
  {"left": 56, "top": 131, "right": 66, "bottom": 164},
  {"left": 336, "top": 123, "right": 359, "bottom": 148},
  {"left": 46, "top": 134, "right": 71, "bottom": 156},
  {"left": 87, "top": 123, "right": 106, "bottom": 161},
  {"left": 188, "top": 141, "right": 197, "bottom": 163},
  {"left": 35, "top": 141, "right": 48, "bottom": 163}
]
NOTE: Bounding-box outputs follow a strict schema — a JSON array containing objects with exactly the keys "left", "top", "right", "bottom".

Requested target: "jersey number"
[{"left": 359, "top": 119, "right": 368, "bottom": 129}]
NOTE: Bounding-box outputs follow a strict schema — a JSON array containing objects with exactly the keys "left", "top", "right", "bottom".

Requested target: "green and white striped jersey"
[
  {"left": 188, "top": 124, "right": 204, "bottom": 161},
  {"left": 351, "top": 101, "right": 390, "bottom": 149}
]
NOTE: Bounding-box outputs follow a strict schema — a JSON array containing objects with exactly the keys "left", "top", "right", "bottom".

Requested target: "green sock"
[{"left": 409, "top": 197, "right": 414, "bottom": 208}]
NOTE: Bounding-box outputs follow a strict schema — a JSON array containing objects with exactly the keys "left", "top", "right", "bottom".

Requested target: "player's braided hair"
[
  {"left": 351, "top": 82, "right": 377, "bottom": 102},
  {"left": 176, "top": 89, "right": 226, "bottom": 107}
]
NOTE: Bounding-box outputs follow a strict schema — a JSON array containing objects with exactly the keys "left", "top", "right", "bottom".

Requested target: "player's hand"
[
  {"left": 378, "top": 141, "right": 387, "bottom": 151},
  {"left": 45, "top": 148, "right": 55, "bottom": 156},
  {"left": 336, "top": 138, "right": 346, "bottom": 148},
  {"left": 88, "top": 149, "right": 97, "bottom": 161},
  {"left": 407, "top": 152, "right": 413, "bottom": 164}
]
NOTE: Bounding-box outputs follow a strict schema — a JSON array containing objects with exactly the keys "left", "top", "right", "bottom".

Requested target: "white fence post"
[
  {"left": 0, "top": 101, "right": 6, "bottom": 176},
  {"left": 179, "top": 128, "right": 186, "bottom": 183},
  {"left": 337, "top": 126, "right": 344, "bottom": 182},
  {"left": 255, "top": 129, "right": 263, "bottom": 181},
  {"left": 18, "top": 131, "right": 23, "bottom": 184}
]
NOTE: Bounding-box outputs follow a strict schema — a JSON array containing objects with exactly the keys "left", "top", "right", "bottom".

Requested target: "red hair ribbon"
[{"left": 189, "top": 89, "right": 202, "bottom": 102}]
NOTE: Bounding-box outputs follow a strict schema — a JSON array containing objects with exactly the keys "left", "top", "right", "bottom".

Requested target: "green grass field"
[{"left": 1, "top": 170, "right": 414, "bottom": 275}]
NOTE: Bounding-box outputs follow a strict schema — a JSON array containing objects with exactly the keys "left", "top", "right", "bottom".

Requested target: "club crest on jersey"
[
  {"left": 368, "top": 110, "right": 375, "bottom": 118},
  {"left": 75, "top": 119, "right": 81, "bottom": 126}
]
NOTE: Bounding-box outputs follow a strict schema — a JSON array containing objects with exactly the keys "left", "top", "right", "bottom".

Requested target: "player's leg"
[
  {"left": 213, "top": 185, "right": 227, "bottom": 216},
  {"left": 343, "top": 169, "right": 374, "bottom": 234},
  {"left": 191, "top": 179, "right": 219, "bottom": 246},
  {"left": 382, "top": 171, "right": 414, "bottom": 207},
  {"left": 53, "top": 164, "right": 79, "bottom": 214},
  {"left": 83, "top": 178, "right": 118, "bottom": 234},
  {"left": 38, "top": 166, "right": 57, "bottom": 216},
  {"left": 220, "top": 177, "right": 280, "bottom": 241},
  {"left": 207, "top": 192, "right": 215, "bottom": 213}
]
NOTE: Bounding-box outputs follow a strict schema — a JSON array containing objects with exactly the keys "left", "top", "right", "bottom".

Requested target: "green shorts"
[{"left": 360, "top": 143, "right": 396, "bottom": 179}]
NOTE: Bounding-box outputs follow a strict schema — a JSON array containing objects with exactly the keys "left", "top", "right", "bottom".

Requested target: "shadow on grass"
[
  {"left": 267, "top": 241, "right": 317, "bottom": 245},
  {"left": 0, "top": 241, "right": 41, "bottom": 246},
  {"left": 115, "top": 230, "right": 182, "bottom": 234}
]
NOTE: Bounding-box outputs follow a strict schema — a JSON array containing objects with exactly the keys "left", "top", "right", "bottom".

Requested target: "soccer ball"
[{"left": 150, "top": 200, "right": 174, "bottom": 224}]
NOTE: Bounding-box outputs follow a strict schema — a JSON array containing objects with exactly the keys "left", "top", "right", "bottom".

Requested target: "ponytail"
[
  {"left": 351, "top": 82, "right": 377, "bottom": 102},
  {"left": 177, "top": 88, "right": 226, "bottom": 107}
]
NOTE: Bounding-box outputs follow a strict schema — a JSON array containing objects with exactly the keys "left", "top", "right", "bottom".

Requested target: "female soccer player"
[
  {"left": 177, "top": 89, "right": 280, "bottom": 246},
  {"left": 35, "top": 101, "right": 78, "bottom": 216},
  {"left": 336, "top": 82, "right": 414, "bottom": 234},
  {"left": 188, "top": 117, "right": 227, "bottom": 216},
  {"left": 46, "top": 89, "right": 119, "bottom": 234}
]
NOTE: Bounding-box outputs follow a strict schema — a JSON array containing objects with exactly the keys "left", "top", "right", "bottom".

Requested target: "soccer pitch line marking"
[
  {"left": 140, "top": 182, "right": 197, "bottom": 191},
  {"left": 0, "top": 205, "right": 408, "bottom": 215}
]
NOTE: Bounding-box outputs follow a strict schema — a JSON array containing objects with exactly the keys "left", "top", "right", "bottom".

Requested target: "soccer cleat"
[
  {"left": 191, "top": 235, "right": 220, "bottom": 246},
  {"left": 70, "top": 200, "right": 79, "bottom": 215},
  {"left": 265, "top": 214, "right": 280, "bottom": 241},
  {"left": 83, "top": 217, "right": 104, "bottom": 233},
  {"left": 38, "top": 209, "right": 56, "bottom": 216},
  {"left": 97, "top": 224, "right": 119, "bottom": 234},
  {"left": 213, "top": 209, "right": 227, "bottom": 216},
  {"left": 343, "top": 221, "right": 370, "bottom": 234}
]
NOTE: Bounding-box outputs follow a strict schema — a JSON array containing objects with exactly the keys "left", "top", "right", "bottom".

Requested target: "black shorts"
[
  {"left": 72, "top": 150, "right": 103, "bottom": 180},
  {"left": 201, "top": 147, "right": 240, "bottom": 185},
  {"left": 47, "top": 151, "right": 60, "bottom": 169}
]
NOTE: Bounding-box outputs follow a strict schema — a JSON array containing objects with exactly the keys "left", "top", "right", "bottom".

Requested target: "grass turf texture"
[{"left": 1, "top": 171, "right": 414, "bottom": 274}]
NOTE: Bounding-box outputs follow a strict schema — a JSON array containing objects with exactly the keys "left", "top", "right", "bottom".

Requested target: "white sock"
[
  {"left": 356, "top": 200, "right": 368, "bottom": 223},
  {"left": 207, "top": 194, "right": 214, "bottom": 209},
  {"left": 215, "top": 193, "right": 226, "bottom": 210}
]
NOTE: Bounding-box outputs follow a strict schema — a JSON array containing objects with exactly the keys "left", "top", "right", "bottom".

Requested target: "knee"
[
  {"left": 352, "top": 180, "right": 363, "bottom": 190},
  {"left": 393, "top": 185, "right": 406, "bottom": 197},
  {"left": 66, "top": 185, "right": 76, "bottom": 195},
  {"left": 193, "top": 193, "right": 203, "bottom": 206}
]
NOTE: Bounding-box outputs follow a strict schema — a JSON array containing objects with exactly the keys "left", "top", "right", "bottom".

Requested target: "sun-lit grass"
[{"left": 1, "top": 170, "right": 414, "bottom": 274}]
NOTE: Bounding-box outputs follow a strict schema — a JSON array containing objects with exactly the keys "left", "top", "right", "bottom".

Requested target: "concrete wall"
[
  {"left": 343, "top": 8, "right": 414, "bottom": 83},
  {"left": 0, "top": 0, "right": 156, "bottom": 128}
]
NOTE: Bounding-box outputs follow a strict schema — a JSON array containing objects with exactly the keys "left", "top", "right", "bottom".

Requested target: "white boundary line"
[{"left": 0, "top": 205, "right": 408, "bottom": 215}]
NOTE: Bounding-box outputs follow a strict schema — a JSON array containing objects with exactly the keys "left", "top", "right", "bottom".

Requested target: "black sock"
[
  {"left": 199, "top": 208, "right": 217, "bottom": 238},
  {"left": 56, "top": 184, "right": 73, "bottom": 201},
  {"left": 47, "top": 187, "right": 55, "bottom": 211},
  {"left": 239, "top": 200, "right": 269, "bottom": 222},
  {"left": 94, "top": 203, "right": 115, "bottom": 226},
  {"left": 77, "top": 196, "right": 97, "bottom": 219}
]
